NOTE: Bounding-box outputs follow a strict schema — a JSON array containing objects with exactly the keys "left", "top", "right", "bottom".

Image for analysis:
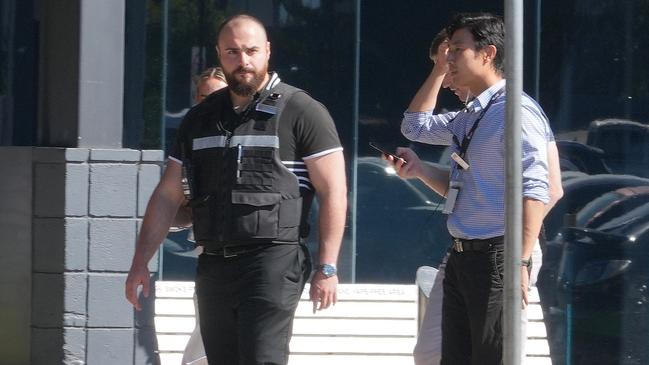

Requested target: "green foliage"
[{"left": 141, "top": 0, "right": 226, "bottom": 149}]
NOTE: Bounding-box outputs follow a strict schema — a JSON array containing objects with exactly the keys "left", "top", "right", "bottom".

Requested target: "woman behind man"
[
  {"left": 177, "top": 66, "right": 227, "bottom": 365},
  {"left": 171, "top": 66, "right": 228, "bottom": 230},
  {"left": 195, "top": 67, "right": 228, "bottom": 103}
]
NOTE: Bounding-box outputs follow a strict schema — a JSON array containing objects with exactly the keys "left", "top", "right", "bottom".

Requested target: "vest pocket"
[
  {"left": 279, "top": 197, "right": 301, "bottom": 228},
  {"left": 231, "top": 191, "right": 281, "bottom": 239},
  {"left": 236, "top": 148, "right": 274, "bottom": 187},
  {"left": 190, "top": 197, "right": 214, "bottom": 242}
]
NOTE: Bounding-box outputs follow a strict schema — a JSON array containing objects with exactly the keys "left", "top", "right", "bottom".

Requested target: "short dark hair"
[
  {"left": 446, "top": 12, "right": 505, "bottom": 75},
  {"left": 216, "top": 14, "right": 267, "bottom": 46}
]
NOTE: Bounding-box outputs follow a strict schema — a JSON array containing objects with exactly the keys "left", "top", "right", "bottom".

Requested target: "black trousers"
[
  {"left": 441, "top": 239, "right": 504, "bottom": 365},
  {"left": 195, "top": 244, "right": 311, "bottom": 365}
]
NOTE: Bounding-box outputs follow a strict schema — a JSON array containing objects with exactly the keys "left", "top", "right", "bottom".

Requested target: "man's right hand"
[
  {"left": 125, "top": 262, "right": 150, "bottom": 311},
  {"left": 431, "top": 40, "right": 449, "bottom": 71},
  {"left": 125, "top": 159, "right": 185, "bottom": 310},
  {"left": 384, "top": 147, "right": 423, "bottom": 179},
  {"left": 385, "top": 147, "right": 449, "bottom": 196}
]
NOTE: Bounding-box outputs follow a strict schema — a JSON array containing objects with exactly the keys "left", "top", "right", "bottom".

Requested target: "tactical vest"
[{"left": 183, "top": 81, "right": 311, "bottom": 250}]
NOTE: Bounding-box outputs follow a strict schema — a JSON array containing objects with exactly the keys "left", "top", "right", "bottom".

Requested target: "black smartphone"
[{"left": 369, "top": 142, "right": 406, "bottom": 164}]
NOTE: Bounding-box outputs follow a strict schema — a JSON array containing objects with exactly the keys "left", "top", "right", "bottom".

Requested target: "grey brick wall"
[
  {"left": 0, "top": 147, "right": 34, "bottom": 365},
  {"left": 33, "top": 218, "right": 88, "bottom": 272},
  {"left": 89, "top": 164, "right": 138, "bottom": 217},
  {"left": 88, "top": 219, "right": 137, "bottom": 271},
  {"left": 32, "top": 272, "right": 87, "bottom": 328},
  {"left": 34, "top": 163, "right": 90, "bottom": 217},
  {"left": 29, "top": 148, "right": 163, "bottom": 365}
]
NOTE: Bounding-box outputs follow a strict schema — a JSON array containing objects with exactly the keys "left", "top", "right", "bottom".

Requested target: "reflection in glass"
[
  {"left": 150, "top": 1, "right": 356, "bottom": 281},
  {"left": 536, "top": 2, "right": 649, "bottom": 363},
  {"left": 129, "top": 2, "right": 649, "bottom": 361}
]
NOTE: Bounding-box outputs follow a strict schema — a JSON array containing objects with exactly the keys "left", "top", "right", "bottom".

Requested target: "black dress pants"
[
  {"left": 195, "top": 244, "right": 311, "bottom": 365},
  {"left": 441, "top": 241, "right": 504, "bottom": 365}
]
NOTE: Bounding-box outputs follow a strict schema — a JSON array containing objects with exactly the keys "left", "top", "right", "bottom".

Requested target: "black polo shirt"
[{"left": 169, "top": 81, "right": 342, "bottom": 193}]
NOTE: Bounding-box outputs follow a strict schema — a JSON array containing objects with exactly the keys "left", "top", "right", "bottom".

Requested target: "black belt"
[
  {"left": 203, "top": 244, "right": 270, "bottom": 258},
  {"left": 452, "top": 236, "right": 504, "bottom": 253}
]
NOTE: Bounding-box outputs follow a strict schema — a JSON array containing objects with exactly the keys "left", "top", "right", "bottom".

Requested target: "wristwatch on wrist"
[
  {"left": 317, "top": 263, "right": 337, "bottom": 278},
  {"left": 521, "top": 258, "right": 532, "bottom": 267}
]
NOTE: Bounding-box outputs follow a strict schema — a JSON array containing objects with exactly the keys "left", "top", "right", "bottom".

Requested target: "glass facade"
[
  {"left": 535, "top": 2, "right": 649, "bottom": 363},
  {"left": 0, "top": 0, "right": 39, "bottom": 146},
  {"left": 2, "top": 0, "right": 649, "bottom": 362},
  {"left": 129, "top": 2, "right": 649, "bottom": 362}
]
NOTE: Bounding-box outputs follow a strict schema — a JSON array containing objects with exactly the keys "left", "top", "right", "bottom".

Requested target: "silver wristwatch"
[{"left": 317, "top": 263, "right": 337, "bottom": 278}]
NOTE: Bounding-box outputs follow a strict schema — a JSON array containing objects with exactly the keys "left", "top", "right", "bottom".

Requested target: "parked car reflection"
[
  {"left": 551, "top": 203, "right": 649, "bottom": 364},
  {"left": 354, "top": 157, "right": 450, "bottom": 283},
  {"left": 539, "top": 177, "right": 649, "bottom": 364},
  {"left": 576, "top": 186, "right": 649, "bottom": 229},
  {"left": 556, "top": 140, "right": 611, "bottom": 175},
  {"left": 543, "top": 174, "right": 649, "bottom": 241},
  {"left": 587, "top": 119, "right": 649, "bottom": 178}
]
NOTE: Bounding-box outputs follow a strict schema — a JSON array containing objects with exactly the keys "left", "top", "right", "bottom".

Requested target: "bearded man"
[{"left": 125, "top": 14, "right": 347, "bottom": 365}]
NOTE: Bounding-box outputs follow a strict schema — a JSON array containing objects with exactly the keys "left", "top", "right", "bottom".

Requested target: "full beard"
[{"left": 224, "top": 66, "right": 267, "bottom": 97}]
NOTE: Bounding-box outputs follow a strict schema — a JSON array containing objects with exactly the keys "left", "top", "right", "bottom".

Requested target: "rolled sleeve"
[
  {"left": 523, "top": 178, "right": 549, "bottom": 203},
  {"left": 521, "top": 105, "right": 550, "bottom": 203},
  {"left": 401, "top": 110, "right": 456, "bottom": 145}
]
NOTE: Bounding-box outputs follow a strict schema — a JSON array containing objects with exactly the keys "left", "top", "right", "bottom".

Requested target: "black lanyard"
[{"left": 451, "top": 87, "right": 505, "bottom": 167}]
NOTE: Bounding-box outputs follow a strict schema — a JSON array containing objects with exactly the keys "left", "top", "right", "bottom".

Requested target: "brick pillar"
[
  {"left": 30, "top": 148, "right": 162, "bottom": 365},
  {"left": 0, "top": 147, "right": 34, "bottom": 364}
]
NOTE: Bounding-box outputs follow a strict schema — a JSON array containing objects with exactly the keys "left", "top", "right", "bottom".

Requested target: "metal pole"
[
  {"left": 533, "top": 0, "right": 541, "bottom": 101},
  {"left": 504, "top": 0, "right": 523, "bottom": 364},
  {"left": 158, "top": 0, "right": 169, "bottom": 280},
  {"left": 349, "top": 0, "right": 361, "bottom": 283},
  {"left": 161, "top": 0, "right": 169, "bottom": 152},
  {"left": 623, "top": 1, "right": 633, "bottom": 118}
]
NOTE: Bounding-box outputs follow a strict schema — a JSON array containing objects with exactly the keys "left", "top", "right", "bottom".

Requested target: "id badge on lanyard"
[
  {"left": 443, "top": 147, "right": 467, "bottom": 214},
  {"left": 442, "top": 87, "right": 503, "bottom": 215},
  {"left": 443, "top": 179, "right": 463, "bottom": 214}
]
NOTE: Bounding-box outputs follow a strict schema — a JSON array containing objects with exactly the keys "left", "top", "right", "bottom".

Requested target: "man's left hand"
[
  {"left": 521, "top": 266, "right": 530, "bottom": 309},
  {"left": 309, "top": 272, "right": 338, "bottom": 313}
]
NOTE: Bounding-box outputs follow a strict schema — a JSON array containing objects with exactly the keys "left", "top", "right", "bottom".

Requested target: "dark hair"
[
  {"left": 429, "top": 29, "right": 448, "bottom": 62},
  {"left": 216, "top": 14, "right": 267, "bottom": 45},
  {"left": 446, "top": 12, "right": 505, "bottom": 75}
]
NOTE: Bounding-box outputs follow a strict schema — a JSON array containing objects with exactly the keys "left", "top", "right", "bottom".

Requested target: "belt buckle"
[
  {"left": 223, "top": 246, "right": 238, "bottom": 258},
  {"left": 453, "top": 238, "right": 464, "bottom": 253}
]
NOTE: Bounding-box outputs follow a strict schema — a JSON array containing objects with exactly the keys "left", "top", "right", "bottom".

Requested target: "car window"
[
  {"left": 587, "top": 194, "right": 649, "bottom": 229},
  {"left": 575, "top": 191, "right": 624, "bottom": 227},
  {"left": 355, "top": 158, "right": 449, "bottom": 283},
  {"left": 596, "top": 202, "right": 649, "bottom": 233},
  {"left": 357, "top": 161, "right": 432, "bottom": 208}
]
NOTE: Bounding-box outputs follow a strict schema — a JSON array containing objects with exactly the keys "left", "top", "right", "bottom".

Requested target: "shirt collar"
[
  {"left": 230, "top": 72, "right": 281, "bottom": 114},
  {"left": 244, "top": 72, "right": 281, "bottom": 108},
  {"left": 466, "top": 79, "right": 506, "bottom": 113},
  {"left": 264, "top": 72, "right": 281, "bottom": 91}
]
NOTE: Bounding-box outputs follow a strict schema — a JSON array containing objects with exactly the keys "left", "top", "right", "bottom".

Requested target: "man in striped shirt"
[{"left": 393, "top": 13, "right": 550, "bottom": 364}]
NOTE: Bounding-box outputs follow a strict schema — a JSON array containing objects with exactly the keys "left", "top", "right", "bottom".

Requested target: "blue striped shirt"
[{"left": 401, "top": 79, "right": 550, "bottom": 239}]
